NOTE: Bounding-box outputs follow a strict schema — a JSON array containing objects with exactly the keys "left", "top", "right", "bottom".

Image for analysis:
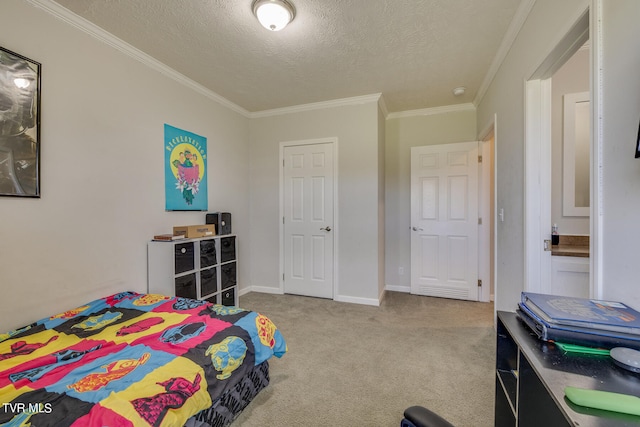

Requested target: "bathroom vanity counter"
[{"left": 551, "top": 235, "right": 589, "bottom": 258}]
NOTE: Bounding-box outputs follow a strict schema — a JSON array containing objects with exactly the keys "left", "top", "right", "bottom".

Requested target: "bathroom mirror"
[{"left": 563, "top": 91, "right": 590, "bottom": 216}]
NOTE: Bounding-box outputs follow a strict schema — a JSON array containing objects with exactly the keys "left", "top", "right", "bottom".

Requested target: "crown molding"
[
  {"left": 386, "top": 103, "right": 476, "bottom": 120},
  {"left": 26, "top": 0, "right": 251, "bottom": 118},
  {"left": 579, "top": 40, "right": 590, "bottom": 51},
  {"left": 24, "top": 0, "right": 386, "bottom": 121},
  {"left": 26, "top": 0, "right": 529, "bottom": 121},
  {"left": 248, "top": 93, "right": 382, "bottom": 118},
  {"left": 474, "top": 0, "right": 537, "bottom": 107},
  {"left": 377, "top": 95, "right": 389, "bottom": 118}
]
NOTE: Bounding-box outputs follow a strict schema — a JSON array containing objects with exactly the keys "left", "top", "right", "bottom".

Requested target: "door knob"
[
  {"left": 320, "top": 226, "right": 332, "bottom": 232},
  {"left": 412, "top": 227, "right": 423, "bottom": 231}
]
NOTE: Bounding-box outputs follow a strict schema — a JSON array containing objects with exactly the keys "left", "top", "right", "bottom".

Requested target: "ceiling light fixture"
[{"left": 252, "top": 0, "right": 296, "bottom": 31}]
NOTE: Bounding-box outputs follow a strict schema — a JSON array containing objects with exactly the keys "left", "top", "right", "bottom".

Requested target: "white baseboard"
[
  {"left": 378, "top": 288, "right": 387, "bottom": 304},
  {"left": 240, "top": 286, "right": 283, "bottom": 296},
  {"left": 385, "top": 284, "right": 411, "bottom": 293},
  {"left": 334, "top": 294, "right": 380, "bottom": 306},
  {"left": 243, "top": 286, "right": 381, "bottom": 307}
]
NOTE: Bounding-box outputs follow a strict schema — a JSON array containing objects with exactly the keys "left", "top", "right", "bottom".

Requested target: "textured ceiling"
[{"left": 52, "top": 0, "right": 523, "bottom": 114}]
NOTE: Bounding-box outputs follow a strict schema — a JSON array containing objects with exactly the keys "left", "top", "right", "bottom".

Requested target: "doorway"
[
  {"left": 524, "top": 8, "right": 597, "bottom": 298},
  {"left": 280, "top": 139, "right": 337, "bottom": 299}
]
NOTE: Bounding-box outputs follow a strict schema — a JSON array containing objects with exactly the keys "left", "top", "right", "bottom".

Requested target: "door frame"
[
  {"left": 479, "top": 116, "right": 497, "bottom": 302},
  {"left": 279, "top": 137, "right": 339, "bottom": 298},
  {"left": 524, "top": 78, "right": 553, "bottom": 295},
  {"left": 524, "top": 4, "right": 603, "bottom": 298}
]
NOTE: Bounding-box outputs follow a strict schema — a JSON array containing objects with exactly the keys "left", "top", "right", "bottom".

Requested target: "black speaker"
[{"left": 206, "top": 212, "right": 231, "bottom": 235}]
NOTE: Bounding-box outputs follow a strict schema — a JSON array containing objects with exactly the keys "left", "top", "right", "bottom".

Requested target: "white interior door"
[
  {"left": 283, "top": 142, "right": 334, "bottom": 299},
  {"left": 411, "top": 142, "right": 479, "bottom": 301}
]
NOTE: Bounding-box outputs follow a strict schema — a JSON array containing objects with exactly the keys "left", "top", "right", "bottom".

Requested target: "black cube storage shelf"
[{"left": 148, "top": 235, "right": 238, "bottom": 306}]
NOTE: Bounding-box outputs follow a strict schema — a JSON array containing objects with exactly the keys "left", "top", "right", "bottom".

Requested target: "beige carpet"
[{"left": 234, "top": 291, "right": 496, "bottom": 427}]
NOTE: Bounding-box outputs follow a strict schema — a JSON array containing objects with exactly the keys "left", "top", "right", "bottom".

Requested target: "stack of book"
[{"left": 517, "top": 292, "right": 640, "bottom": 350}]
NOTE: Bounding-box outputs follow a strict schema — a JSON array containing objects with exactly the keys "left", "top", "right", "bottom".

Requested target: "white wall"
[
  {"left": 0, "top": 0, "right": 250, "bottom": 331},
  {"left": 479, "top": 0, "right": 640, "bottom": 312},
  {"left": 12, "top": 0, "right": 640, "bottom": 331},
  {"left": 551, "top": 47, "right": 590, "bottom": 235},
  {"left": 477, "top": 0, "right": 589, "bottom": 312},
  {"left": 384, "top": 108, "right": 477, "bottom": 290},
  {"left": 248, "top": 101, "right": 383, "bottom": 304},
  {"left": 600, "top": 0, "right": 640, "bottom": 309}
]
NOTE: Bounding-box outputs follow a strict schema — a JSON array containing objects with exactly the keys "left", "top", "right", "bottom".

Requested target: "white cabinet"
[
  {"left": 148, "top": 235, "right": 238, "bottom": 306},
  {"left": 551, "top": 256, "right": 589, "bottom": 298}
]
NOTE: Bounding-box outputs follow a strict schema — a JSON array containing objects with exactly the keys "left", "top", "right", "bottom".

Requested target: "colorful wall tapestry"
[{"left": 164, "top": 124, "right": 208, "bottom": 211}]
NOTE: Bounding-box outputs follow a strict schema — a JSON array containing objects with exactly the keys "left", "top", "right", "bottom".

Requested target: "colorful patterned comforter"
[{"left": 0, "top": 292, "right": 287, "bottom": 426}]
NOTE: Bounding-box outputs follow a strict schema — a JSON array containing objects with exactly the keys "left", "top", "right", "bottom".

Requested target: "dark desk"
[{"left": 495, "top": 311, "right": 640, "bottom": 426}]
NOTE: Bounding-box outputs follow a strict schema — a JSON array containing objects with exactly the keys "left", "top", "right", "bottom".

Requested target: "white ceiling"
[{"left": 50, "top": 0, "right": 525, "bottom": 114}]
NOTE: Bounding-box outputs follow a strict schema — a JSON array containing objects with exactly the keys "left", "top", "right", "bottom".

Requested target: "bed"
[{"left": 0, "top": 291, "right": 287, "bottom": 427}]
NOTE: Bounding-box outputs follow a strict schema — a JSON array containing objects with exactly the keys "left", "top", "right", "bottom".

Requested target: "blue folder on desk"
[
  {"left": 517, "top": 301, "right": 640, "bottom": 350},
  {"left": 521, "top": 292, "right": 640, "bottom": 334}
]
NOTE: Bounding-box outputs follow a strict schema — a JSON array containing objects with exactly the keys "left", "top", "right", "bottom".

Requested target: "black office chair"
[{"left": 401, "top": 406, "right": 455, "bottom": 427}]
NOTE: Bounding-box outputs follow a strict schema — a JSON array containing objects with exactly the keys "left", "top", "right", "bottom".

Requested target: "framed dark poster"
[{"left": 0, "top": 46, "right": 41, "bottom": 197}]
